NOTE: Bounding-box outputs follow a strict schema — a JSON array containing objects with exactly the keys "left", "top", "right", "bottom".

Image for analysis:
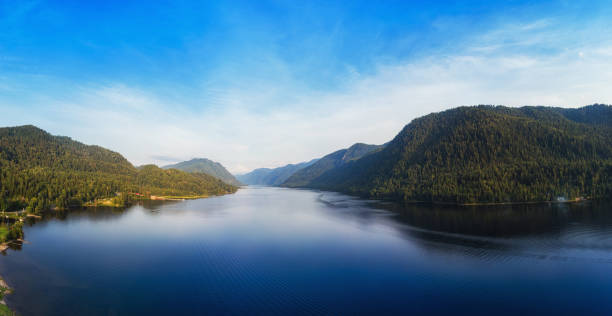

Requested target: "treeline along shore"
[
  {"left": 281, "top": 105, "right": 612, "bottom": 204},
  {"left": 0, "top": 125, "right": 238, "bottom": 244},
  {"left": 235, "top": 105, "right": 612, "bottom": 205}
]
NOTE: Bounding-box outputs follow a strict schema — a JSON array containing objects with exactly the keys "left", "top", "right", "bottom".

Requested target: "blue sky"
[{"left": 1, "top": 0, "right": 612, "bottom": 173}]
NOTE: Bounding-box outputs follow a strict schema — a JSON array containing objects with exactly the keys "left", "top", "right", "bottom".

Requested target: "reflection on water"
[
  {"left": 318, "top": 192, "right": 612, "bottom": 264},
  {"left": 386, "top": 201, "right": 612, "bottom": 238},
  {"left": 1, "top": 187, "right": 611, "bottom": 315}
]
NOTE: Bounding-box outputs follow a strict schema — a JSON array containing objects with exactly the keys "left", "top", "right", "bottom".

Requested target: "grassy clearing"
[
  {"left": 156, "top": 195, "right": 208, "bottom": 200},
  {"left": 83, "top": 198, "right": 123, "bottom": 207},
  {"left": 0, "top": 304, "right": 13, "bottom": 316},
  {"left": 0, "top": 226, "right": 7, "bottom": 243}
]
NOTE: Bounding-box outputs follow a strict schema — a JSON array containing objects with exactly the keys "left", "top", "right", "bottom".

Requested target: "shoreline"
[
  {"left": 400, "top": 197, "right": 592, "bottom": 207},
  {"left": 355, "top": 192, "right": 592, "bottom": 207},
  {"left": 458, "top": 199, "right": 590, "bottom": 206},
  {"left": 291, "top": 186, "right": 594, "bottom": 207},
  {"left": 408, "top": 197, "right": 592, "bottom": 207},
  {"left": 82, "top": 192, "right": 232, "bottom": 208}
]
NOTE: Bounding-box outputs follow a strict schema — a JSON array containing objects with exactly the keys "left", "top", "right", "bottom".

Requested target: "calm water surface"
[{"left": 1, "top": 187, "right": 612, "bottom": 315}]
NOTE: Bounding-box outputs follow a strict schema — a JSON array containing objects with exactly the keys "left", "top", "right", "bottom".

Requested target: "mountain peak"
[{"left": 163, "top": 158, "right": 242, "bottom": 186}]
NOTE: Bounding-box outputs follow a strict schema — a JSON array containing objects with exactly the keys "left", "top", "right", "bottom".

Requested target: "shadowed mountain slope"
[
  {"left": 284, "top": 105, "right": 612, "bottom": 204},
  {"left": 236, "top": 159, "right": 319, "bottom": 186}
]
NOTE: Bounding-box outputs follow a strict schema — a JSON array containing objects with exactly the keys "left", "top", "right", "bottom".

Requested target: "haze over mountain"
[
  {"left": 236, "top": 159, "right": 318, "bottom": 186},
  {"left": 282, "top": 104, "right": 612, "bottom": 204},
  {"left": 283, "top": 143, "right": 383, "bottom": 188},
  {"left": 163, "top": 158, "right": 242, "bottom": 186},
  {"left": 0, "top": 126, "right": 237, "bottom": 211}
]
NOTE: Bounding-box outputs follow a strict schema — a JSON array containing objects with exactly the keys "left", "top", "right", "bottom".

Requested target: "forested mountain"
[
  {"left": 0, "top": 126, "right": 237, "bottom": 211},
  {"left": 282, "top": 143, "right": 383, "bottom": 187},
  {"left": 163, "top": 158, "right": 242, "bottom": 186},
  {"left": 236, "top": 159, "right": 318, "bottom": 186},
  {"left": 284, "top": 105, "right": 612, "bottom": 204}
]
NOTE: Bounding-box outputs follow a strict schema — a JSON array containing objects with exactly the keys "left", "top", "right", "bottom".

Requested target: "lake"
[{"left": 1, "top": 187, "right": 612, "bottom": 315}]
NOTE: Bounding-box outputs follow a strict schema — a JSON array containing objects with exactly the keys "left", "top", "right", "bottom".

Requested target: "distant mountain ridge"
[
  {"left": 236, "top": 159, "right": 318, "bottom": 186},
  {"left": 163, "top": 158, "right": 242, "bottom": 186},
  {"left": 282, "top": 104, "right": 612, "bottom": 204},
  {"left": 282, "top": 143, "right": 383, "bottom": 187}
]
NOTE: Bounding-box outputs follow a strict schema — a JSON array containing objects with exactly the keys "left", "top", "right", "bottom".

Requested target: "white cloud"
[{"left": 1, "top": 20, "right": 612, "bottom": 174}]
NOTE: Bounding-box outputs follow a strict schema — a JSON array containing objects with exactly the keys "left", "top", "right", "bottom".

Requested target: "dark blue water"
[{"left": 1, "top": 187, "right": 612, "bottom": 315}]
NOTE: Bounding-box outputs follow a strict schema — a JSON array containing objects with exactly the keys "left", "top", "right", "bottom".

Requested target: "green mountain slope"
[
  {"left": 163, "top": 158, "right": 242, "bottom": 186},
  {"left": 290, "top": 105, "right": 612, "bottom": 204},
  {"left": 236, "top": 159, "right": 318, "bottom": 186},
  {"left": 0, "top": 126, "right": 237, "bottom": 211},
  {"left": 282, "top": 143, "right": 383, "bottom": 187}
]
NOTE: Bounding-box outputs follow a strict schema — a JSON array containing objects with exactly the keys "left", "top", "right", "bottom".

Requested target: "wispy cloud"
[
  {"left": 5, "top": 41, "right": 611, "bottom": 173},
  {"left": 1, "top": 5, "right": 611, "bottom": 173}
]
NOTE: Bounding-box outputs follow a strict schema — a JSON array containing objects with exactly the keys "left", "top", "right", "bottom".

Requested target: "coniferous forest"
[
  {"left": 2, "top": 104, "right": 611, "bottom": 212},
  {"left": 282, "top": 105, "right": 612, "bottom": 204},
  {"left": 0, "top": 125, "right": 237, "bottom": 212}
]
